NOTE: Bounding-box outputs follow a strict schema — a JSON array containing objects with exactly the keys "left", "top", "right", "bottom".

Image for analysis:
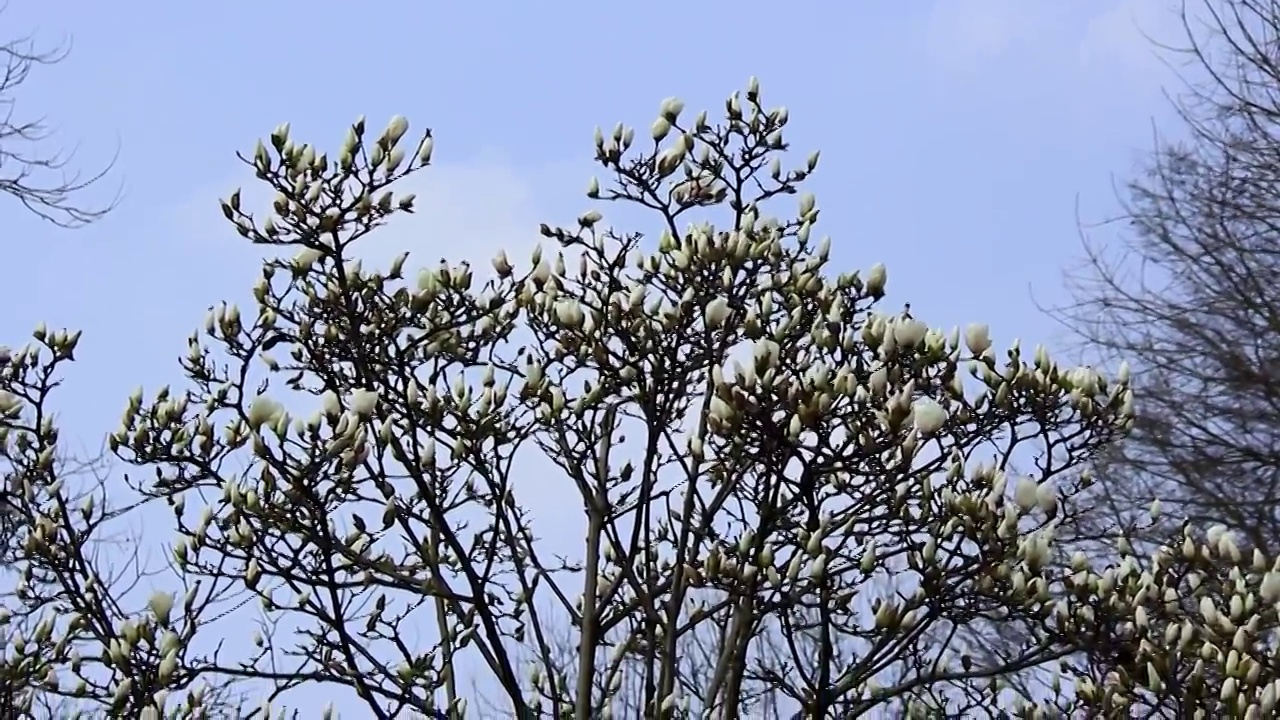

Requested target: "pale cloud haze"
[
  {"left": 925, "top": 0, "right": 1184, "bottom": 98},
  {"left": 0, "top": 0, "right": 1207, "bottom": 714}
]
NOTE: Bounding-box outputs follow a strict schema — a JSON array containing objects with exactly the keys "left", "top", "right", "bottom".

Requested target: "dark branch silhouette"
[
  {"left": 0, "top": 9, "right": 117, "bottom": 228},
  {"left": 1047, "top": 0, "right": 1280, "bottom": 557}
]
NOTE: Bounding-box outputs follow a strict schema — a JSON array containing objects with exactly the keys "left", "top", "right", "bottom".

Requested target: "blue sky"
[{"left": 1, "top": 0, "right": 1188, "bottom": 715}]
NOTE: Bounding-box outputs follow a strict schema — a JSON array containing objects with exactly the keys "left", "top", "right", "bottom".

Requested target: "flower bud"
[
  {"left": 964, "top": 324, "right": 991, "bottom": 355},
  {"left": 866, "top": 263, "right": 887, "bottom": 296},
  {"left": 384, "top": 115, "right": 409, "bottom": 146},
  {"left": 651, "top": 117, "right": 671, "bottom": 141},
  {"left": 148, "top": 591, "right": 175, "bottom": 626},
  {"left": 659, "top": 97, "right": 685, "bottom": 120},
  {"left": 911, "top": 399, "right": 946, "bottom": 435}
]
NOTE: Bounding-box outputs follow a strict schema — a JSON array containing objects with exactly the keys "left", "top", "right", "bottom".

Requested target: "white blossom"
[
  {"left": 383, "top": 115, "right": 409, "bottom": 146},
  {"left": 651, "top": 117, "right": 671, "bottom": 141},
  {"left": 1035, "top": 481, "right": 1057, "bottom": 515},
  {"left": 148, "top": 591, "right": 175, "bottom": 626},
  {"left": 293, "top": 247, "right": 323, "bottom": 271},
  {"left": 866, "top": 263, "right": 887, "bottom": 295},
  {"left": 705, "top": 297, "right": 730, "bottom": 329},
  {"left": 491, "top": 250, "right": 512, "bottom": 278},
  {"left": 912, "top": 399, "right": 946, "bottom": 436},
  {"left": 8, "top": 84, "right": 1250, "bottom": 720},
  {"left": 1013, "top": 477, "right": 1038, "bottom": 513},
  {"left": 798, "top": 192, "right": 816, "bottom": 218},
  {"left": 659, "top": 96, "right": 685, "bottom": 120},
  {"left": 964, "top": 324, "right": 991, "bottom": 355},
  {"left": 1262, "top": 572, "right": 1280, "bottom": 603},
  {"left": 555, "top": 300, "right": 585, "bottom": 329},
  {"left": 321, "top": 390, "right": 342, "bottom": 417},
  {"left": 346, "top": 389, "right": 379, "bottom": 417},
  {"left": 246, "top": 395, "right": 284, "bottom": 430},
  {"left": 0, "top": 391, "right": 21, "bottom": 414},
  {"left": 893, "top": 319, "right": 928, "bottom": 350}
]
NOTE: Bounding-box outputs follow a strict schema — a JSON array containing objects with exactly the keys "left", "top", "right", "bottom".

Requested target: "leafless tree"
[
  {"left": 942, "top": 2, "right": 1280, "bottom": 708},
  {"left": 0, "top": 7, "right": 116, "bottom": 229},
  {"left": 1048, "top": 0, "right": 1280, "bottom": 559}
]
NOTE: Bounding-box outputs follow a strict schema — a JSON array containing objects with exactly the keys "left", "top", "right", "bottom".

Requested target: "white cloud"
[
  {"left": 1078, "top": 0, "right": 1181, "bottom": 80},
  {"left": 921, "top": 0, "right": 1180, "bottom": 90},
  {"left": 922, "top": 0, "right": 1068, "bottom": 74},
  {"left": 350, "top": 150, "right": 547, "bottom": 273}
]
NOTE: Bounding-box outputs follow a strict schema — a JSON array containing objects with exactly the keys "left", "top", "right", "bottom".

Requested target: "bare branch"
[{"left": 0, "top": 6, "right": 118, "bottom": 229}]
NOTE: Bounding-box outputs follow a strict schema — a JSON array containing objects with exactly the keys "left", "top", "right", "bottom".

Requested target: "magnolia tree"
[{"left": 3, "top": 79, "right": 1280, "bottom": 718}]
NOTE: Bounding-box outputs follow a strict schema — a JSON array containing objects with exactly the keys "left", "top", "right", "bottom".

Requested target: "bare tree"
[
  {"left": 1049, "top": 0, "right": 1280, "bottom": 560},
  {"left": 0, "top": 7, "right": 116, "bottom": 229},
  {"left": 1, "top": 78, "right": 1275, "bottom": 718},
  {"left": 945, "top": 2, "right": 1280, "bottom": 706}
]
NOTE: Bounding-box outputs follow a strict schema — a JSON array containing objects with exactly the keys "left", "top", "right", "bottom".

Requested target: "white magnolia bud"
[
  {"left": 492, "top": 250, "right": 512, "bottom": 278},
  {"left": 347, "top": 389, "right": 379, "bottom": 417},
  {"left": 158, "top": 652, "right": 177, "bottom": 683},
  {"left": 964, "top": 324, "right": 991, "bottom": 355},
  {"left": 1035, "top": 481, "right": 1057, "bottom": 515},
  {"left": 654, "top": 147, "right": 684, "bottom": 177},
  {"left": 1013, "top": 477, "right": 1037, "bottom": 513},
  {"left": 385, "top": 148, "right": 406, "bottom": 172},
  {"left": 893, "top": 320, "right": 927, "bottom": 350},
  {"left": 389, "top": 251, "right": 409, "bottom": 278},
  {"left": 659, "top": 96, "right": 685, "bottom": 120},
  {"left": 786, "top": 553, "right": 803, "bottom": 581},
  {"left": 809, "top": 555, "right": 827, "bottom": 580},
  {"left": 293, "top": 247, "right": 323, "bottom": 270},
  {"left": 860, "top": 540, "right": 877, "bottom": 573},
  {"left": 384, "top": 115, "right": 409, "bottom": 146},
  {"left": 709, "top": 396, "right": 734, "bottom": 425},
  {"left": 148, "top": 591, "right": 175, "bottom": 626},
  {"left": 1218, "top": 530, "right": 1240, "bottom": 562},
  {"left": 798, "top": 192, "right": 816, "bottom": 218},
  {"left": 1262, "top": 571, "right": 1280, "bottom": 603},
  {"left": 651, "top": 117, "right": 671, "bottom": 141},
  {"left": 555, "top": 300, "right": 585, "bottom": 329},
  {"left": 1207, "top": 524, "right": 1227, "bottom": 549},
  {"left": 705, "top": 297, "right": 730, "bottom": 329},
  {"left": 866, "top": 263, "right": 887, "bottom": 296},
  {"left": 1199, "top": 596, "right": 1218, "bottom": 625},
  {"left": 321, "top": 390, "right": 342, "bottom": 417},
  {"left": 868, "top": 368, "right": 888, "bottom": 397},
  {"left": 246, "top": 396, "right": 283, "bottom": 431},
  {"left": 911, "top": 399, "right": 946, "bottom": 436}
]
